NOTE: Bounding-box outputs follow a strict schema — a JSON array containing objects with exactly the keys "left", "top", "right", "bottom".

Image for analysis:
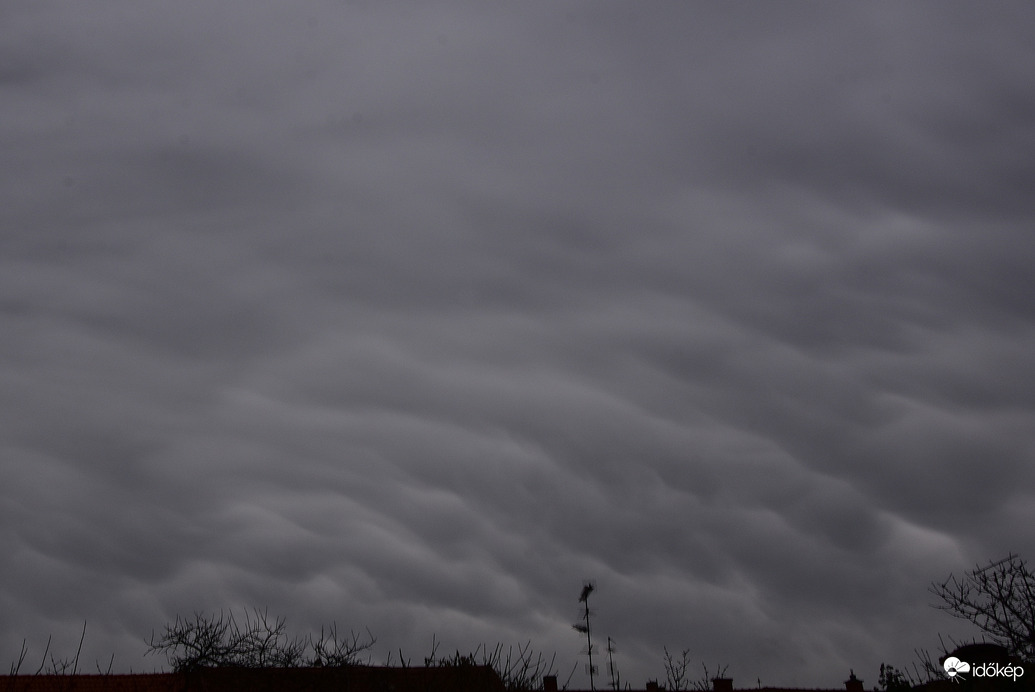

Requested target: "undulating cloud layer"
[{"left": 2, "top": 1, "right": 1034, "bottom": 686}]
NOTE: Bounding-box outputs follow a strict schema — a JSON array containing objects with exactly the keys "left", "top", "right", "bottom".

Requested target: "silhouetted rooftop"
[{"left": 1, "top": 664, "right": 507, "bottom": 692}]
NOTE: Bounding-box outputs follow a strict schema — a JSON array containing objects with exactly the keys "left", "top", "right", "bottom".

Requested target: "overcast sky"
[{"left": 3, "top": 1, "right": 1035, "bottom": 687}]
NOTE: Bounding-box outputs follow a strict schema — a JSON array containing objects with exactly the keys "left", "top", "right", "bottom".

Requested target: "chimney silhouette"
[
  {"left": 544, "top": 676, "right": 558, "bottom": 692},
  {"left": 713, "top": 678, "right": 734, "bottom": 692},
  {"left": 844, "top": 671, "right": 863, "bottom": 692}
]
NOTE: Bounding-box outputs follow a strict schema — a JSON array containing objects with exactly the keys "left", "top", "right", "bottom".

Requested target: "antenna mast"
[
  {"left": 607, "top": 637, "right": 619, "bottom": 691},
  {"left": 573, "top": 582, "right": 596, "bottom": 691}
]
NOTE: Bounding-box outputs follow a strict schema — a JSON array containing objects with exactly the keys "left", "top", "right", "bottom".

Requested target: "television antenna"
[
  {"left": 572, "top": 581, "right": 596, "bottom": 691},
  {"left": 607, "top": 637, "right": 619, "bottom": 691}
]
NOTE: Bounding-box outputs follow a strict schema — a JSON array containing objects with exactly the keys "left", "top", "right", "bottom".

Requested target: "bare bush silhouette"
[
  {"left": 310, "top": 623, "right": 378, "bottom": 667},
  {"left": 694, "top": 663, "right": 729, "bottom": 692},
  {"left": 877, "top": 662, "right": 911, "bottom": 692},
  {"left": 145, "top": 608, "right": 375, "bottom": 672},
  {"left": 930, "top": 553, "right": 1035, "bottom": 661},
  {"left": 662, "top": 648, "right": 728, "bottom": 692},
  {"left": 422, "top": 635, "right": 557, "bottom": 692},
  {"left": 6, "top": 622, "right": 103, "bottom": 676},
  {"left": 663, "top": 647, "right": 692, "bottom": 691},
  {"left": 907, "top": 634, "right": 961, "bottom": 685}
]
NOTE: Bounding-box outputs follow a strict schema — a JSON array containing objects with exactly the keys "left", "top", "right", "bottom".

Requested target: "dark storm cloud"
[{"left": 2, "top": 0, "right": 1034, "bottom": 687}]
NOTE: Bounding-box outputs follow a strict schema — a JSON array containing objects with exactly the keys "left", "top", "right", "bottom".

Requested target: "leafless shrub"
[
  {"left": 878, "top": 662, "right": 911, "bottom": 691},
  {"left": 664, "top": 647, "right": 692, "bottom": 691},
  {"left": 693, "top": 663, "right": 729, "bottom": 692},
  {"left": 310, "top": 624, "right": 376, "bottom": 667},
  {"left": 909, "top": 636, "right": 954, "bottom": 686},
  {"left": 145, "top": 608, "right": 374, "bottom": 672},
  {"left": 6, "top": 623, "right": 93, "bottom": 677},
  {"left": 147, "top": 611, "right": 233, "bottom": 671},
  {"left": 930, "top": 553, "right": 1035, "bottom": 661},
  {"left": 8, "top": 639, "right": 29, "bottom": 676},
  {"left": 423, "top": 636, "right": 557, "bottom": 692}
]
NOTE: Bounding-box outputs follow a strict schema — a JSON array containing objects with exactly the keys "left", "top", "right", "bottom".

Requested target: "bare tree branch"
[
  {"left": 694, "top": 663, "right": 729, "bottom": 692},
  {"left": 422, "top": 639, "right": 557, "bottom": 692},
  {"left": 930, "top": 554, "right": 1035, "bottom": 661},
  {"left": 8, "top": 639, "right": 28, "bottom": 676},
  {"left": 663, "top": 647, "right": 692, "bottom": 692},
  {"left": 145, "top": 608, "right": 373, "bottom": 672}
]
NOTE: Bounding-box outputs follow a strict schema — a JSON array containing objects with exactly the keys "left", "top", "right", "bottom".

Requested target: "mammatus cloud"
[{"left": 2, "top": 1, "right": 1033, "bottom": 686}]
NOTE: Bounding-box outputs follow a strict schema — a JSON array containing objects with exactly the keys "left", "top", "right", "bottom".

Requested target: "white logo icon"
[{"left": 944, "top": 657, "right": 971, "bottom": 680}]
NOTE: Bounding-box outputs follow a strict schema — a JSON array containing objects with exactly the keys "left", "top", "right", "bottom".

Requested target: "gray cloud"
[{"left": 2, "top": 0, "right": 1034, "bottom": 687}]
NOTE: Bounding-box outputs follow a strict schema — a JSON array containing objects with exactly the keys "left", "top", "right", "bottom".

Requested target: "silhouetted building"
[
  {"left": 1, "top": 664, "right": 507, "bottom": 692},
  {"left": 547, "top": 670, "right": 872, "bottom": 692}
]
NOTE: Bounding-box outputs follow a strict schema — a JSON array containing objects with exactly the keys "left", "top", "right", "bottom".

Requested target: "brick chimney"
[
  {"left": 844, "top": 671, "right": 863, "bottom": 692},
  {"left": 713, "top": 678, "right": 734, "bottom": 692},
  {"left": 544, "top": 676, "right": 558, "bottom": 692}
]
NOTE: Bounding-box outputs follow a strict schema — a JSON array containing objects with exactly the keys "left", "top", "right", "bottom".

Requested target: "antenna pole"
[
  {"left": 585, "top": 595, "right": 594, "bottom": 692},
  {"left": 573, "top": 582, "right": 597, "bottom": 692},
  {"left": 608, "top": 637, "right": 617, "bottom": 691}
]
